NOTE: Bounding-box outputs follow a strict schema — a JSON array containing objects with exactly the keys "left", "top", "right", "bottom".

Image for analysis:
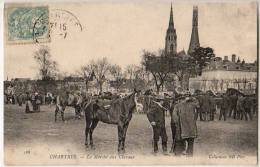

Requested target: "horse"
[
  {"left": 225, "top": 88, "right": 256, "bottom": 121},
  {"left": 55, "top": 92, "right": 85, "bottom": 122},
  {"left": 236, "top": 94, "right": 256, "bottom": 121},
  {"left": 82, "top": 89, "right": 140, "bottom": 153}
]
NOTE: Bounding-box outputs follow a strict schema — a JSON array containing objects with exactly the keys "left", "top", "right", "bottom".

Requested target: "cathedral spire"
[
  {"left": 165, "top": 3, "right": 177, "bottom": 54},
  {"left": 188, "top": 6, "right": 200, "bottom": 55},
  {"left": 169, "top": 3, "right": 174, "bottom": 27}
]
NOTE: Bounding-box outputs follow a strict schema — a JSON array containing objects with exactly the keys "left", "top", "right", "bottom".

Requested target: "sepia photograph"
[{"left": 3, "top": 0, "right": 258, "bottom": 165}]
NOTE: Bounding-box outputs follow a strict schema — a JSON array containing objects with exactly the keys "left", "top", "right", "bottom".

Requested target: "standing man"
[
  {"left": 35, "top": 92, "right": 41, "bottom": 112},
  {"left": 219, "top": 94, "right": 229, "bottom": 121},
  {"left": 25, "top": 92, "right": 32, "bottom": 113},
  {"left": 31, "top": 92, "right": 36, "bottom": 111},
  {"left": 146, "top": 96, "right": 168, "bottom": 155},
  {"left": 171, "top": 95, "right": 199, "bottom": 156},
  {"left": 209, "top": 94, "right": 216, "bottom": 121}
]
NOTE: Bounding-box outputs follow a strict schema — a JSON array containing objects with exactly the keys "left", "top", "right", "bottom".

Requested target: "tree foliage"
[
  {"left": 33, "top": 46, "right": 58, "bottom": 95},
  {"left": 142, "top": 50, "right": 171, "bottom": 94},
  {"left": 190, "top": 47, "right": 215, "bottom": 75},
  {"left": 78, "top": 64, "right": 95, "bottom": 91},
  {"left": 109, "top": 64, "right": 125, "bottom": 91},
  {"left": 90, "top": 57, "right": 111, "bottom": 93}
]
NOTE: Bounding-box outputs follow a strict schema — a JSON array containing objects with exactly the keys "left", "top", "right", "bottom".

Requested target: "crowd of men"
[
  {"left": 142, "top": 88, "right": 257, "bottom": 156},
  {"left": 4, "top": 84, "right": 257, "bottom": 156}
]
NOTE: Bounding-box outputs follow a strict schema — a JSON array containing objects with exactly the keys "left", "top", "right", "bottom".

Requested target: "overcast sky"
[{"left": 4, "top": 1, "right": 257, "bottom": 79}]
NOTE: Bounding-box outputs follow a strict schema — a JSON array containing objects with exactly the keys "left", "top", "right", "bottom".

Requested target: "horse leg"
[
  {"left": 237, "top": 109, "right": 242, "bottom": 120},
  {"left": 248, "top": 108, "right": 253, "bottom": 121},
  {"left": 121, "top": 122, "right": 130, "bottom": 152},
  {"left": 55, "top": 106, "right": 58, "bottom": 122},
  {"left": 233, "top": 107, "right": 237, "bottom": 119},
  {"left": 61, "top": 107, "right": 65, "bottom": 122},
  {"left": 89, "top": 119, "right": 99, "bottom": 149},
  {"left": 228, "top": 108, "right": 231, "bottom": 117},
  {"left": 199, "top": 110, "right": 203, "bottom": 121},
  {"left": 85, "top": 119, "right": 91, "bottom": 147},
  {"left": 240, "top": 109, "right": 244, "bottom": 120},
  {"left": 117, "top": 123, "right": 124, "bottom": 153}
]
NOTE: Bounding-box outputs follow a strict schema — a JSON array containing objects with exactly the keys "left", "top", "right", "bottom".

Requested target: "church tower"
[
  {"left": 165, "top": 4, "right": 177, "bottom": 55},
  {"left": 188, "top": 6, "right": 200, "bottom": 55}
]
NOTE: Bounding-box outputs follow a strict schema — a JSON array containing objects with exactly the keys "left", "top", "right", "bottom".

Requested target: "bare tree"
[
  {"left": 212, "top": 79, "right": 219, "bottom": 92},
  {"left": 91, "top": 57, "right": 111, "bottom": 93},
  {"left": 78, "top": 64, "right": 95, "bottom": 92},
  {"left": 110, "top": 64, "right": 125, "bottom": 92},
  {"left": 224, "top": 80, "right": 230, "bottom": 90},
  {"left": 125, "top": 64, "right": 141, "bottom": 90},
  {"left": 33, "top": 45, "right": 58, "bottom": 95},
  {"left": 242, "top": 78, "right": 248, "bottom": 90},
  {"left": 220, "top": 79, "right": 224, "bottom": 91},
  {"left": 33, "top": 46, "right": 58, "bottom": 80}
]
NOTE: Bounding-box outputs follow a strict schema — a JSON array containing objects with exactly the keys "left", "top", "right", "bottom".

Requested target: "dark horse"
[
  {"left": 225, "top": 88, "right": 255, "bottom": 120},
  {"left": 83, "top": 90, "right": 139, "bottom": 153}
]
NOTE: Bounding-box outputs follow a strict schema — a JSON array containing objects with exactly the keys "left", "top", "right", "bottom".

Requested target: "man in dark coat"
[
  {"left": 200, "top": 94, "right": 212, "bottom": 121},
  {"left": 171, "top": 95, "right": 199, "bottom": 156},
  {"left": 219, "top": 94, "right": 229, "bottom": 121},
  {"left": 209, "top": 96, "right": 216, "bottom": 121},
  {"left": 146, "top": 96, "right": 168, "bottom": 154}
]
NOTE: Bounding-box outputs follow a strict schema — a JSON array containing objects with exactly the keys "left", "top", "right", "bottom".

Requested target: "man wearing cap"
[
  {"left": 171, "top": 94, "right": 199, "bottom": 156},
  {"left": 146, "top": 96, "right": 168, "bottom": 154}
]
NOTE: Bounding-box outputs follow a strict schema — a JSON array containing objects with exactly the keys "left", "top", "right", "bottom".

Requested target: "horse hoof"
[
  {"left": 118, "top": 150, "right": 125, "bottom": 155},
  {"left": 90, "top": 145, "right": 95, "bottom": 150}
]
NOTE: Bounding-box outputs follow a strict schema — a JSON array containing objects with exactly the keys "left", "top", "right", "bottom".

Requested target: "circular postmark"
[
  {"left": 32, "top": 11, "right": 49, "bottom": 43},
  {"left": 49, "top": 9, "right": 83, "bottom": 39}
]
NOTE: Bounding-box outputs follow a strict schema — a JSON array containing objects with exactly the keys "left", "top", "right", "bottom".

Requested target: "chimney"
[
  {"left": 232, "top": 54, "right": 236, "bottom": 62},
  {"left": 224, "top": 56, "right": 228, "bottom": 61}
]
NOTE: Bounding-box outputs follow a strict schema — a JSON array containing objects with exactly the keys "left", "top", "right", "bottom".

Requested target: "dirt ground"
[{"left": 4, "top": 104, "right": 258, "bottom": 165}]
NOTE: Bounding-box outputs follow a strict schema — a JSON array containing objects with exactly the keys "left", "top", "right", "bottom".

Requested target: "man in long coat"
[{"left": 171, "top": 95, "right": 199, "bottom": 156}]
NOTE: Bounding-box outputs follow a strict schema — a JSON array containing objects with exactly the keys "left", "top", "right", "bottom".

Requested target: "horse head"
[
  {"left": 67, "top": 93, "right": 76, "bottom": 106},
  {"left": 123, "top": 89, "right": 141, "bottom": 112}
]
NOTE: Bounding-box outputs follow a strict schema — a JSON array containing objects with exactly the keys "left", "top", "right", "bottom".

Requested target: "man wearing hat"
[
  {"left": 146, "top": 95, "right": 168, "bottom": 154},
  {"left": 170, "top": 94, "right": 199, "bottom": 156}
]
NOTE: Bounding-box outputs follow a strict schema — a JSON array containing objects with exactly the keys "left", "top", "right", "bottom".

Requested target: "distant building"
[{"left": 189, "top": 55, "right": 257, "bottom": 94}]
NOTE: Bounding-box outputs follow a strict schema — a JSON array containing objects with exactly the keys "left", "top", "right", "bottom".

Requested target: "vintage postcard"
[{"left": 3, "top": 0, "right": 258, "bottom": 166}]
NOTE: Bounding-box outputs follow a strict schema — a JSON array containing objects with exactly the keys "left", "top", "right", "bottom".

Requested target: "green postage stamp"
[{"left": 5, "top": 5, "right": 50, "bottom": 44}]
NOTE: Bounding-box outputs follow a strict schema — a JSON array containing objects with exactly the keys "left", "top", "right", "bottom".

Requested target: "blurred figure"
[
  {"left": 33, "top": 92, "right": 41, "bottom": 112},
  {"left": 25, "top": 92, "right": 33, "bottom": 113},
  {"left": 219, "top": 94, "right": 229, "bottom": 121}
]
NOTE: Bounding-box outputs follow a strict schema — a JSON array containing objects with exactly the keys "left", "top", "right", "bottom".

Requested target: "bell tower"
[
  {"left": 165, "top": 3, "right": 177, "bottom": 55},
  {"left": 188, "top": 6, "right": 200, "bottom": 55}
]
